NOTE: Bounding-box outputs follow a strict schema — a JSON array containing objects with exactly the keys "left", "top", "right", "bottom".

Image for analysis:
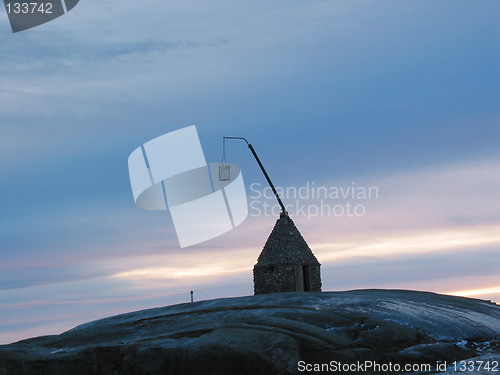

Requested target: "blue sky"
[{"left": 1, "top": 0, "right": 499, "bottom": 344}]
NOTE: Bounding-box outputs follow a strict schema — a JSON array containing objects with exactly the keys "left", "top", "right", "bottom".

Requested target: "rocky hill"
[{"left": 0, "top": 290, "right": 499, "bottom": 374}]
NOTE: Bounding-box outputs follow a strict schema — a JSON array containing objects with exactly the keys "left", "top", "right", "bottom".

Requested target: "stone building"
[{"left": 253, "top": 213, "right": 322, "bottom": 295}]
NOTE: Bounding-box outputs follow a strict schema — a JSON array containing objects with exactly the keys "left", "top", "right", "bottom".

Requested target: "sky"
[{"left": 1, "top": 0, "right": 499, "bottom": 344}]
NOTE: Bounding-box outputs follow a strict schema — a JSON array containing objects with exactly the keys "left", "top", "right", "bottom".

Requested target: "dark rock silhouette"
[{"left": 0, "top": 290, "right": 498, "bottom": 374}]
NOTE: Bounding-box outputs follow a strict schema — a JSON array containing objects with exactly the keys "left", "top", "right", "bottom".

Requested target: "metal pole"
[{"left": 223, "top": 137, "right": 288, "bottom": 216}]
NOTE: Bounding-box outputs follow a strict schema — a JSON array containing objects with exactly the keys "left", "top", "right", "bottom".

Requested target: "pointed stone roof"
[{"left": 255, "top": 214, "right": 320, "bottom": 267}]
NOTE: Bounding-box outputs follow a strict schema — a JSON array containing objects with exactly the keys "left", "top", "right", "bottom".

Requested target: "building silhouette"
[{"left": 253, "top": 213, "right": 322, "bottom": 294}]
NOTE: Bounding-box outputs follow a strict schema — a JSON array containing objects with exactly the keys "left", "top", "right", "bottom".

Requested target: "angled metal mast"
[{"left": 223, "top": 136, "right": 288, "bottom": 217}]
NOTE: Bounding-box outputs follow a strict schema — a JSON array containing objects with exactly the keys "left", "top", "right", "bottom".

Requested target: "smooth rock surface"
[{"left": 0, "top": 290, "right": 499, "bottom": 374}]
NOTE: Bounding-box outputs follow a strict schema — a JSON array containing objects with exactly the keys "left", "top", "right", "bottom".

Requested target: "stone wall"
[
  {"left": 308, "top": 266, "right": 322, "bottom": 292},
  {"left": 253, "top": 214, "right": 322, "bottom": 295},
  {"left": 253, "top": 264, "right": 322, "bottom": 294}
]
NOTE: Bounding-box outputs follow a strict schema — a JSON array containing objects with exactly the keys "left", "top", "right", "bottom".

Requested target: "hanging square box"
[{"left": 219, "top": 164, "right": 230, "bottom": 181}]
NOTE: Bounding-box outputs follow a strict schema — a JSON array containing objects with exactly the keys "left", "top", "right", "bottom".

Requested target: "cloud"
[
  {"left": 314, "top": 227, "right": 500, "bottom": 263},
  {"left": 3, "top": 156, "right": 499, "bottom": 285},
  {"left": 1, "top": 0, "right": 499, "bottom": 173},
  {"left": 1, "top": 0, "right": 499, "bottom": 344},
  {"left": 447, "top": 286, "right": 500, "bottom": 299},
  {"left": 285, "top": 156, "right": 500, "bottom": 241}
]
